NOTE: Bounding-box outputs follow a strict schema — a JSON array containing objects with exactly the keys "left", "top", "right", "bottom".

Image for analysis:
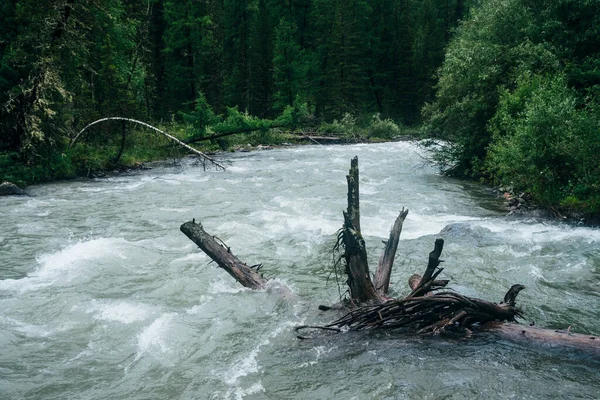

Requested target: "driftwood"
[
  {"left": 180, "top": 220, "right": 266, "bottom": 289},
  {"left": 484, "top": 322, "right": 600, "bottom": 357},
  {"left": 295, "top": 238, "right": 524, "bottom": 338},
  {"left": 180, "top": 157, "right": 600, "bottom": 357},
  {"left": 374, "top": 208, "right": 409, "bottom": 295},
  {"left": 70, "top": 117, "right": 225, "bottom": 170}
]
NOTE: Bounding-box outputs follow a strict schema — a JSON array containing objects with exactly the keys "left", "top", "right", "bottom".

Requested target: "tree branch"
[{"left": 374, "top": 208, "right": 409, "bottom": 295}]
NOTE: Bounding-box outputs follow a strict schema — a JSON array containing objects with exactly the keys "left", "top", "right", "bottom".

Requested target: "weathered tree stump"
[{"left": 340, "top": 156, "right": 407, "bottom": 303}]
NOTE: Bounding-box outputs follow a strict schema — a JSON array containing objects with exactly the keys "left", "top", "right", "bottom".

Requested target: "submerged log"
[
  {"left": 484, "top": 322, "right": 600, "bottom": 357},
  {"left": 180, "top": 220, "right": 266, "bottom": 289}
]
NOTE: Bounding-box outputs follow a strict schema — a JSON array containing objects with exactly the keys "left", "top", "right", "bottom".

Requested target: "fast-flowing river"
[{"left": 1, "top": 142, "right": 598, "bottom": 399}]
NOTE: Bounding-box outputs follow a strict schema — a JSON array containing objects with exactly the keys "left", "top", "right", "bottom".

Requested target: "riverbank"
[
  {"left": 496, "top": 188, "right": 600, "bottom": 226},
  {"left": 0, "top": 128, "right": 416, "bottom": 189}
]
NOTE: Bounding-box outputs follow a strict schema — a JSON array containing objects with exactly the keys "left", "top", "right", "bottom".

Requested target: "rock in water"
[{"left": 0, "top": 182, "right": 28, "bottom": 196}]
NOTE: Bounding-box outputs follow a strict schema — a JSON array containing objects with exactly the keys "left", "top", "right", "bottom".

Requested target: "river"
[{"left": 1, "top": 142, "right": 598, "bottom": 399}]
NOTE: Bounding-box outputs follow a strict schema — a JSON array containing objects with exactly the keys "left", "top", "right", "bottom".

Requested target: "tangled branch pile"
[
  {"left": 296, "top": 284, "right": 525, "bottom": 338},
  {"left": 296, "top": 182, "right": 527, "bottom": 339},
  {"left": 337, "top": 291, "right": 521, "bottom": 332}
]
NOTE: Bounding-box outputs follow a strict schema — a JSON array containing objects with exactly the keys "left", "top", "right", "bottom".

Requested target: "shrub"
[
  {"left": 179, "top": 92, "right": 218, "bottom": 140},
  {"left": 318, "top": 113, "right": 361, "bottom": 138},
  {"left": 421, "top": 0, "right": 559, "bottom": 177},
  {"left": 486, "top": 73, "right": 600, "bottom": 212},
  {"left": 367, "top": 114, "right": 401, "bottom": 139}
]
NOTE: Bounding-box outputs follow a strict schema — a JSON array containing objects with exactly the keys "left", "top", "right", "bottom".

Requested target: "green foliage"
[
  {"left": 367, "top": 114, "right": 402, "bottom": 139},
  {"left": 273, "top": 97, "right": 310, "bottom": 129},
  {"left": 0, "top": 0, "right": 473, "bottom": 184},
  {"left": 0, "top": 152, "right": 35, "bottom": 187},
  {"left": 422, "top": 0, "right": 560, "bottom": 177},
  {"left": 246, "top": 128, "right": 284, "bottom": 147},
  {"left": 209, "top": 107, "right": 269, "bottom": 149},
  {"left": 318, "top": 113, "right": 360, "bottom": 138},
  {"left": 180, "top": 92, "right": 218, "bottom": 139},
  {"left": 0, "top": 147, "right": 76, "bottom": 186},
  {"left": 317, "top": 113, "right": 403, "bottom": 140},
  {"left": 272, "top": 19, "right": 303, "bottom": 112},
  {"left": 217, "top": 107, "right": 268, "bottom": 133},
  {"left": 422, "top": 0, "right": 600, "bottom": 213},
  {"left": 486, "top": 73, "right": 600, "bottom": 211}
]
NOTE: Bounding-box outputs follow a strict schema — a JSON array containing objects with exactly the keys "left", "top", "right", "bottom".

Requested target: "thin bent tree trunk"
[{"left": 70, "top": 117, "right": 225, "bottom": 170}]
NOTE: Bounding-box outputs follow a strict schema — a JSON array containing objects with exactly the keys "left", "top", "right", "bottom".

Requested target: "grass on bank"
[{"left": 0, "top": 109, "right": 411, "bottom": 187}]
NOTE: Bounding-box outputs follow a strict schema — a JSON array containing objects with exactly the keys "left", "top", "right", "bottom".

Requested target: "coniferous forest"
[{"left": 1, "top": 0, "right": 599, "bottom": 217}]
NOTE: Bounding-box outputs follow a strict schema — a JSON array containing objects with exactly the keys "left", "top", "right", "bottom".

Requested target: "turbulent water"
[{"left": 1, "top": 142, "right": 599, "bottom": 399}]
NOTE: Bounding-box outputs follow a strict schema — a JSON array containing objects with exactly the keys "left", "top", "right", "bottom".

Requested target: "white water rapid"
[{"left": 1, "top": 142, "right": 598, "bottom": 399}]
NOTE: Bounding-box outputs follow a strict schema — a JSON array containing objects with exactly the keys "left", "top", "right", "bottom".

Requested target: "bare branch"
[{"left": 374, "top": 208, "right": 409, "bottom": 295}]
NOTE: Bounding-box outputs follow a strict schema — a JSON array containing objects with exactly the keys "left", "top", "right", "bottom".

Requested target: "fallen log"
[
  {"left": 185, "top": 123, "right": 285, "bottom": 144},
  {"left": 483, "top": 322, "right": 600, "bottom": 357},
  {"left": 180, "top": 157, "right": 600, "bottom": 357},
  {"left": 295, "top": 135, "right": 344, "bottom": 144},
  {"left": 180, "top": 220, "right": 266, "bottom": 289}
]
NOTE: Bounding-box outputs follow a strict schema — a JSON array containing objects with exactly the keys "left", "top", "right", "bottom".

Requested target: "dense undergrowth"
[{"left": 422, "top": 0, "right": 600, "bottom": 218}]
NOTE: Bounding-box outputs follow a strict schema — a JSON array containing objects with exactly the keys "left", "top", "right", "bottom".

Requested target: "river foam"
[
  {"left": 0, "top": 237, "right": 129, "bottom": 293},
  {"left": 130, "top": 312, "right": 178, "bottom": 367},
  {"left": 476, "top": 219, "right": 600, "bottom": 244},
  {"left": 86, "top": 299, "right": 153, "bottom": 324}
]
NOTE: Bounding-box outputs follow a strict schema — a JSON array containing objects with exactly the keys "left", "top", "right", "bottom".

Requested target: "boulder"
[{"left": 0, "top": 182, "right": 28, "bottom": 196}]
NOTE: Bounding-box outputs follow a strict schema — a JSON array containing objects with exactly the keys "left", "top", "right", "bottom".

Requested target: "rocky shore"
[{"left": 498, "top": 188, "right": 599, "bottom": 226}]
